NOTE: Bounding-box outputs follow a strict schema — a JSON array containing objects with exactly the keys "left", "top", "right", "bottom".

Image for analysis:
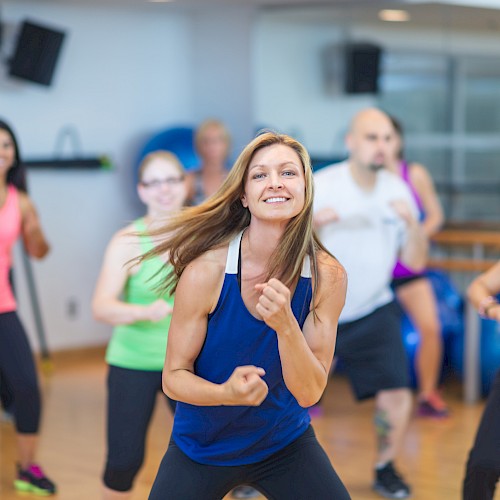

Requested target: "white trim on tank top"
[{"left": 225, "top": 229, "right": 311, "bottom": 278}]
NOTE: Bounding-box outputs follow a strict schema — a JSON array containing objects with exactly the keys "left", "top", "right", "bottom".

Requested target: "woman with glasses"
[
  {"left": 147, "top": 132, "right": 350, "bottom": 499},
  {"left": 92, "top": 151, "right": 187, "bottom": 500}
]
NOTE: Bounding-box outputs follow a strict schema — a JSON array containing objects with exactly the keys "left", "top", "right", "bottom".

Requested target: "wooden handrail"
[
  {"left": 432, "top": 229, "right": 500, "bottom": 248},
  {"left": 421, "top": 225, "right": 500, "bottom": 273},
  {"left": 427, "top": 258, "right": 496, "bottom": 273}
]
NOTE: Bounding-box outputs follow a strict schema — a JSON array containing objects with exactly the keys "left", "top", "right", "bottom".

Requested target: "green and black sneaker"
[{"left": 14, "top": 463, "right": 56, "bottom": 496}]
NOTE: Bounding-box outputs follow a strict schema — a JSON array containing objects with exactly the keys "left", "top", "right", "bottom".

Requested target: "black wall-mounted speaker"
[
  {"left": 344, "top": 43, "right": 381, "bottom": 94},
  {"left": 9, "top": 20, "right": 66, "bottom": 86}
]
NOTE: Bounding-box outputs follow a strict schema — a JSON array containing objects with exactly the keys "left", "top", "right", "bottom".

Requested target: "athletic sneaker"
[
  {"left": 1, "top": 408, "right": 14, "bottom": 423},
  {"left": 373, "top": 461, "right": 411, "bottom": 499},
  {"left": 231, "top": 485, "right": 260, "bottom": 499},
  {"left": 417, "top": 392, "right": 449, "bottom": 418},
  {"left": 14, "top": 463, "right": 57, "bottom": 496}
]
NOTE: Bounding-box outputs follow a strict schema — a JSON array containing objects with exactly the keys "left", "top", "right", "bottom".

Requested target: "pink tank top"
[{"left": 0, "top": 185, "right": 21, "bottom": 313}]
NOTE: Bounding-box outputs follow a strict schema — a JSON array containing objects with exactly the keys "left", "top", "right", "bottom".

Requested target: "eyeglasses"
[{"left": 140, "top": 177, "right": 185, "bottom": 188}]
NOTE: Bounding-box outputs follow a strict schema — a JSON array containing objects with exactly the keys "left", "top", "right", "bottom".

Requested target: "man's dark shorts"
[{"left": 335, "top": 301, "right": 410, "bottom": 401}]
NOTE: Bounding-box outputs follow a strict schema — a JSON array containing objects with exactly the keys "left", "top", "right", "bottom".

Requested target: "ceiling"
[
  {"left": 264, "top": 2, "right": 500, "bottom": 33},
  {"left": 6, "top": 0, "right": 500, "bottom": 31},
  {"left": 28, "top": 0, "right": 500, "bottom": 8},
  {"left": 408, "top": 0, "right": 500, "bottom": 8},
  {"left": 7, "top": 0, "right": 500, "bottom": 13},
  {"left": 0, "top": 0, "right": 453, "bottom": 7}
]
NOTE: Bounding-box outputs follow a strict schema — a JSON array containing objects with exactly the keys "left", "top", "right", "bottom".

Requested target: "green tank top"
[{"left": 105, "top": 218, "right": 174, "bottom": 371}]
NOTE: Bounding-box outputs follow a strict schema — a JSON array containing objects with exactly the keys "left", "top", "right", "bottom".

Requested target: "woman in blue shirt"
[{"left": 147, "top": 132, "right": 350, "bottom": 499}]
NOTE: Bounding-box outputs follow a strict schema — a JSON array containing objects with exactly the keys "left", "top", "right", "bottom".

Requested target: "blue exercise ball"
[
  {"left": 480, "top": 319, "right": 500, "bottom": 394},
  {"left": 450, "top": 305, "right": 500, "bottom": 396},
  {"left": 400, "top": 270, "right": 464, "bottom": 388},
  {"left": 136, "top": 126, "right": 200, "bottom": 181}
]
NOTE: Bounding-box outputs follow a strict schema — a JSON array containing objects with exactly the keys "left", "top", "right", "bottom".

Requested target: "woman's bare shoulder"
[
  {"left": 182, "top": 244, "right": 229, "bottom": 286},
  {"left": 409, "top": 162, "right": 434, "bottom": 186},
  {"left": 177, "top": 244, "right": 229, "bottom": 314},
  {"left": 103, "top": 223, "right": 143, "bottom": 267},
  {"left": 17, "top": 191, "right": 34, "bottom": 213},
  {"left": 316, "top": 250, "right": 347, "bottom": 285},
  {"left": 109, "top": 223, "right": 141, "bottom": 248},
  {"left": 114, "top": 222, "right": 140, "bottom": 241}
]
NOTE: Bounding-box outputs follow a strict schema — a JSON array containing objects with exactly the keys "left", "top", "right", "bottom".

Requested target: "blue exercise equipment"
[
  {"left": 136, "top": 126, "right": 200, "bottom": 181},
  {"left": 400, "top": 270, "right": 464, "bottom": 388},
  {"left": 450, "top": 294, "right": 500, "bottom": 396},
  {"left": 477, "top": 318, "right": 500, "bottom": 394}
]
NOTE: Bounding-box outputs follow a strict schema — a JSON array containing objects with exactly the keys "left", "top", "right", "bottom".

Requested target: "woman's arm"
[
  {"left": 255, "top": 253, "right": 347, "bottom": 407},
  {"left": 163, "top": 249, "right": 268, "bottom": 406},
  {"left": 18, "top": 193, "right": 50, "bottom": 259},
  {"left": 410, "top": 163, "right": 445, "bottom": 237},
  {"left": 467, "top": 260, "right": 500, "bottom": 321},
  {"left": 92, "top": 228, "right": 172, "bottom": 325},
  {"left": 391, "top": 199, "right": 429, "bottom": 273}
]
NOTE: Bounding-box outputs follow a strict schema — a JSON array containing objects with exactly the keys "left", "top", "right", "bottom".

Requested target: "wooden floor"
[{"left": 0, "top": 347, "right": 497, "bottom": 500}]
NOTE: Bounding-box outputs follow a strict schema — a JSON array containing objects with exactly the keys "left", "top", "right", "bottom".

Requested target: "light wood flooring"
[{"left": 0, "top": 347, "right": 497, "bottom": 500}]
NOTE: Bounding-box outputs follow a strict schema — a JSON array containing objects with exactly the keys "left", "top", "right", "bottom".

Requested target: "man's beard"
[{"left": 368, "top": 162, "right": 385, "bottom": 172}]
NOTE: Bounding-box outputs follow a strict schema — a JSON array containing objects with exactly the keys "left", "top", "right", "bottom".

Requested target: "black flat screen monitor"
[{"left": 9, "top": 21, "right": 66, "bottom": 86}]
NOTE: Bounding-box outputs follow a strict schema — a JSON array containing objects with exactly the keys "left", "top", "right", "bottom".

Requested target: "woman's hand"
[
  {"left": 255, "top": 279, "right": 294, "bottom": 333},
  {"left": 143, "top": 299, "right": 173, "bottom": 322},
  {"left": 313, "top": 207, "right": 339, "bottom": 228},
  {"left": 390, "top": 199, "right": 417, "bottom": 226},
  {"left": 487, "top": 304, "right": 500, "bottom": 322},
  {"left": 222, "top": 366, "right": 268, "bottom": 406}
]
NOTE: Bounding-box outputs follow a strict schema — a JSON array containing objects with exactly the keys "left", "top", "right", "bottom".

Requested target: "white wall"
[
  {"left": 254, "top": 15, "right": 376, "bottom": 157},
  {"left": 190, "top": 5, "right": 257, "bottom": 158},
  {"left": 7, "top": 1, "right": 499, "bottom": 353},
  {"left": 2, "top": 1, "right": 195, "bottom": 351},
  {"left": 254, "top": 11, "right": 500, "bottom": 156}
]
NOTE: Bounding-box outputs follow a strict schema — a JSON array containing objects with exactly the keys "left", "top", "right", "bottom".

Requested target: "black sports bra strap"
[{"left": 237, "top": 236, "right": 242, "bottom": 292}]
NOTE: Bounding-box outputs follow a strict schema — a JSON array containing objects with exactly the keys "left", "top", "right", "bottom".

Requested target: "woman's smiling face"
[
  {"left": 241, "top": 143, "right": 305, "bottom": 223},
  {"left": 0, "top": 129, "right": 16, "bottom": 177}
]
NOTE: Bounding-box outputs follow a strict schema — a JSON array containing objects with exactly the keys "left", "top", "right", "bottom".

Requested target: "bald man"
[{"left": 314, "top": 108, "right": 428, "bottom": 499}]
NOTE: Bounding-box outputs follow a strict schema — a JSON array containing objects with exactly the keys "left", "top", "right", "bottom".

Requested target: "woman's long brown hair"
[{"left": 143, "top": 131, "right": 334, "bottom": 314}]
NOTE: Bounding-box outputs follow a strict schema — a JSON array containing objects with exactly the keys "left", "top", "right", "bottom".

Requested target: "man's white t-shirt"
[{"left": 314, "top": 161, "right": 419, "bottom": 323}]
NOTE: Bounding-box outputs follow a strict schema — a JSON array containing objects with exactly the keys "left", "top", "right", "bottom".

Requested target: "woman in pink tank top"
[
  {"left": 386, "top": 115, "right": 448, "bottom": 418},
  {"left": 0, "top": 120, "right": 54, "bottom": 494}
]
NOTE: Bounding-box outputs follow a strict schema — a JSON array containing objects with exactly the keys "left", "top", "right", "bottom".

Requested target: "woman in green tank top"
[{"left": 92, "top": 151, "right": 187, "bottom": 500}]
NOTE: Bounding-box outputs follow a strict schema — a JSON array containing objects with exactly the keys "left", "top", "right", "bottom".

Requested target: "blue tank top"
[{"left": 172, "top": 230, "right": 313, "bottom": 465}]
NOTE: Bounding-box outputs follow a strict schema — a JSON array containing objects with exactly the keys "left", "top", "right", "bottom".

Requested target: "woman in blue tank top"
[{"left": 146, "top": 132, "right": 350, "bottom": 499}]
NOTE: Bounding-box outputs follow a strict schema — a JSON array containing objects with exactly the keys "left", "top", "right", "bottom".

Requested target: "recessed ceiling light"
[{"left": 378, "top": 9, "right": 411, "bottom": 22}]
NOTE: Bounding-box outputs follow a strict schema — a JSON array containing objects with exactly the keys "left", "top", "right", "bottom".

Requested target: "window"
[{"left": 378, "top": 51, "right": 500, "bottom": 221}]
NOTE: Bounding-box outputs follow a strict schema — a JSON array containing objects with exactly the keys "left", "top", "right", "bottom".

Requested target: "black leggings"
[
  {"left": 149, "top": 426, "right": 350, "bottom": 500},
  {"left": 103, "top": 365, "right": 176, "bottom": 492},
  {"left": 0, "top": 311, "right": 41, "bottom": 434},
  {"left": 0, "top": 368, "right": 14, "bottom": 411},
  {"left": 463, "top": 369, "right": 500, "bottom": 500}
]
